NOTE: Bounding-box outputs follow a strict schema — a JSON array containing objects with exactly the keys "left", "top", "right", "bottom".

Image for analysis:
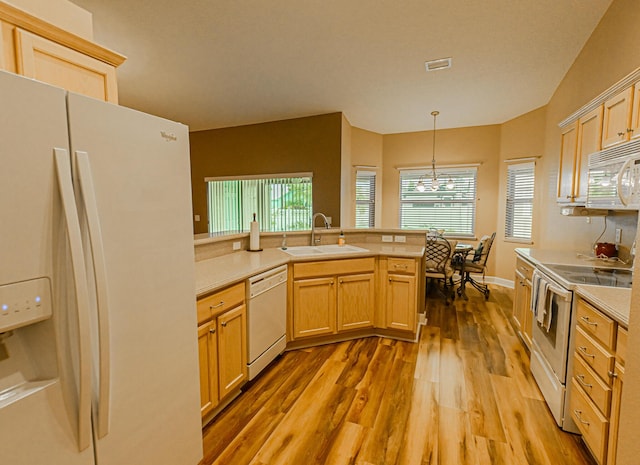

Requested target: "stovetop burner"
[{"left": 542, "top": 264, "right": 632, "bottom": 288}]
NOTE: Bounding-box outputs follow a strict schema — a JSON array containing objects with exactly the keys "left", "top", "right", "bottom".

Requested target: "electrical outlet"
[
  {"left": 194, "top": 214, "right": 200, "bottom": 222},
  {"left": 232, "top": 241, "right": 241, "bottom": 250},
  {"left": 615, "top": 228, "right": 622, "bottom": 244},
  {"left": 382, "top": 235, "right": 393, "bottom": 243},
  {"left": 394, "top": 235, "right": 406, "bottom": 243}
]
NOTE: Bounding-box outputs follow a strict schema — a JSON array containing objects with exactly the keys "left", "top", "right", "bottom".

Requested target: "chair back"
[
  {"left": 471, "top": 232, "right": 496, "bottom": 267},
  {"left": 424, "top": 237, "right": 453, "bottom": 274}
]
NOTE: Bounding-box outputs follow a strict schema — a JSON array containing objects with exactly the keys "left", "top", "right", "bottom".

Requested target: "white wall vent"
[{"left": 425, "top": 57, "right": 452, "bottom": 72}]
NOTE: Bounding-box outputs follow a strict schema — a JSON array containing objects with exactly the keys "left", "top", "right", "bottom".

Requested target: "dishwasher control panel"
[{"left": 248, "top": 265, "right": 288, "bottom": 298}]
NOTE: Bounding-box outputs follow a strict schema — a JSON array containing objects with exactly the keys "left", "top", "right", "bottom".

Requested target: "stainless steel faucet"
[{"left": 311, "top": 212, "right": 330, "bottom": 245}]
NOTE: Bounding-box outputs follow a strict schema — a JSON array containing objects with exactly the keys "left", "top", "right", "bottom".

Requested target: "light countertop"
[
  {"left": 515, "top": 247, "right": 632, "bottom": 326},
  {"left": 195, "top": 242, "right": 425, "bottom": 297}
]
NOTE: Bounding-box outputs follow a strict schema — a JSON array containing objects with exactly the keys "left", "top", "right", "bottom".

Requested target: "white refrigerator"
[{"left": 0, "top": 70, "right": 203, "bottom": 464}]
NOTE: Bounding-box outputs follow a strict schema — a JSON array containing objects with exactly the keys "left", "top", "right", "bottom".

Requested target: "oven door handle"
[{"left": 532, "top": 269, "right": 572, "bottom": 303}]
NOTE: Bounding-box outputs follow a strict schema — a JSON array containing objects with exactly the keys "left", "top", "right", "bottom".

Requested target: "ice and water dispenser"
[{"left": 0, "top": 277, "right": 58, "bottom": 407}]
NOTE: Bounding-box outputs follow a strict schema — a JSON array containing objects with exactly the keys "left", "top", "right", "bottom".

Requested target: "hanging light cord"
[{"left": 431, "top": 110, "right": 439, "bottom": 181}]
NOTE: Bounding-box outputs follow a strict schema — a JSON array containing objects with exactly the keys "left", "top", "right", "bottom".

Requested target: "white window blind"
[
  {"left": 505, "top": 162, "right": 534, "bottom": 241},
  {"left": 207, "top": 175, "right": 313, "bottom": 234},
  {"left": 399, "top": 167, "right": 477, "bottom": 236},
  {"left": 355, "top": 170, "right": 376, "bottom": 228}
]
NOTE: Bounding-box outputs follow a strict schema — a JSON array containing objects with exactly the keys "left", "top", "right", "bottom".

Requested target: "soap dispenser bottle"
[{"left": 338, "top": 231, "right": 346, "bottom": 246}]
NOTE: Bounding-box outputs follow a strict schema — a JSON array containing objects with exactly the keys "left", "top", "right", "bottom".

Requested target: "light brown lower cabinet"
[
  {"left": 197, "top": 282, "right": 247, "bottom": 420},
  {"left": 291, "top": 258, "right": 375, "bottom": 340},
  {"left": 382, "top": 257, "right": 420, "bottom": 333},
  {"left": 570, "top": 297, "right": 625, "bottom": 465},
  {"left": 385, "top": 272, "right": 416, "bottom": 332},
  {"left": 512, "top": 256, "right": 533, "bottom": 348}
]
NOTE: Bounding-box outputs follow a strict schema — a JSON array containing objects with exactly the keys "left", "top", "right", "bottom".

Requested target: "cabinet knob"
[
  {"left": 618, "top": 132, "right": 626, "bottom": 137},
  {"left": 221, "top": 321, "right": 227, "bottom": 327},
  {"left": 339, "top": 279, "right": 343, "bottom": 284},
  {"left": 608, "top": 370, "right": 618, "bottom": 378},
  {"left": 628, "top": 128, "right": 635, "bottom": 133},
  {"left": 209, "top": 328, "right": 216, "bottom": 334}
]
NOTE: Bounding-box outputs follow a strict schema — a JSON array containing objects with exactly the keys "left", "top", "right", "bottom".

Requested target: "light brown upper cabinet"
[
  {"left": 602, "top": 87, "right": 635, "bottom": 148},
  {"left": 0, "top": 3, "right": 125, "bottom": 103},
  {"left": 557, "top": 106, "right": 603, "bottom": 204},
  {"left": 557, "top": 122, "right": 578, "bottom": 203},
  {"left": 15, "top": 29, "right": 118, "bottom": 103}
]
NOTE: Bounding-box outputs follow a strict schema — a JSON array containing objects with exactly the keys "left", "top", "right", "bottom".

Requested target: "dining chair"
[
  {"left": 424, "top": 236, "right": 458, "bottom": 303},
  {"left": 454, "top": 232, "right": 496, "bottom": 300}
]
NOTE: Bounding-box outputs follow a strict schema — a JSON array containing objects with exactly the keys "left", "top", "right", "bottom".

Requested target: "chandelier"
[{"left": 415, "top": 110, "right": 454, "bottom": 192}]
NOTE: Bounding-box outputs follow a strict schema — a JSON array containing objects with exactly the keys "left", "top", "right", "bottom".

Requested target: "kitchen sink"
[{"left": 281, "top": 244, "right": 369, "bottom": 256}]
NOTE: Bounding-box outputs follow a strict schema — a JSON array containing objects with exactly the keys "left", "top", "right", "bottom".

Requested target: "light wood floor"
[{"left": 201, "top": 286, "right": 597, "bottom": 465}]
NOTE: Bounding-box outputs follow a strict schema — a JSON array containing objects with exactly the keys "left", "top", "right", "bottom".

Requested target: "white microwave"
[{"left": 587, "top": 141, "right": 640, "bottom": 210}]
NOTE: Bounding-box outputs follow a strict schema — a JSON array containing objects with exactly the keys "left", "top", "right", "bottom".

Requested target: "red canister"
[{"left": 595, "top": 242, "right": 617, "bottom": 258}]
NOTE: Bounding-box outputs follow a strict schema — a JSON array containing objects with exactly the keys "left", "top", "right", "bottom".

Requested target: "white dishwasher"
[{"left": 246, "top": 265, "right": 288, "bottom": 380}]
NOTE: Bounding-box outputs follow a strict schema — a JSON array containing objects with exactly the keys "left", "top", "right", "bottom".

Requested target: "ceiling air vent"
[{"left": 425, "top": 57, "right": 452, "bottom": 72}]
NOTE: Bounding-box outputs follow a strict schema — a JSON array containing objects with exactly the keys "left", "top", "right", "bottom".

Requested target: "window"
[
  {"left": 207, "top": 174, "right": 312, "bottom": 234},
  {"left": 399, "top": 167, "right": 477, "bottom": 236},
  {"left": 355, "top": 170, "right": 376, "bottom": 228},
  {"left": 505, "top": 162, "right": 535, "bottom": 241}
]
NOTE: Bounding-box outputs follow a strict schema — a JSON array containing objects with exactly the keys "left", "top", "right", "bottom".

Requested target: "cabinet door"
[
  {"left": 293, "top": 277, "right": 337, "bottom": 338},
  {"left": 631, "top": 84, "right": 640, "bottom": 141},
  {"left": 217, "top": 304, "right": 247, "bottom": 399},
  {"left": 385, "top": 273, "right": 416, "bottom": 332},
  {"left": 198, "top": 321, "right": 218, "bottom": 417},
  {"left": 337, "top": 273, "right": 375, "bottom": 331},
  {"left": 607, "top": 362, "right": 624, "bottom": 465},
  {"left": 558, "top": 122, "right": 578, "bottom": 203},
  {"left": 15, "top": 28, "right": 118, "bottom": 103},
  {"left": 602, "top": 87, "right": 634, "bottom": 148},
  {"left": 512, "top": 271, "right": 525, "bottom": 331},
  {"left": 575, "top": 106, "right": 604, "bottom": 202},
  {"left": 522, "top": 280, "right": 533, "bottom": 347}
]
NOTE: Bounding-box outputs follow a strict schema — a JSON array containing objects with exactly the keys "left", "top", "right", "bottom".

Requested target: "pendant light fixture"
[{"left": 416, "top": 110, "right": 454, "bottom": 192}]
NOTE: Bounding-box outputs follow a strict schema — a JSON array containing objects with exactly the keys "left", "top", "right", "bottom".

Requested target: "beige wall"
[
  {"left": 8, "top": 0, "right": 93, "bottom": 39},
  {"left": 556, "top": 0, "right": 640, "bottom": 461},
  {"left": 189, "top": 112, "right": 343, "bottom": 234},
  {"left": 537, "top": 0, "right": 640, "bottom": 256},
  {"left": 381, "top": 125, "right": 502, "bottom": 274},
  {"left": 348, "top": 127, "right": 384, "bottom": 228},
  {"left": 495, "top": 106, "right": 546, "bottom": 280}
]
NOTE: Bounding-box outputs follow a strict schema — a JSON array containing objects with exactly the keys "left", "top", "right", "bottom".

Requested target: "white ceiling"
[{"left": 71, "top": 0, "right": 612, "bottom": 134}]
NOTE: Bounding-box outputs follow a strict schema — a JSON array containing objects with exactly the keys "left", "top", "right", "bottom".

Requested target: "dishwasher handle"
[{"left": 248, "top": 265, "right": 288, "bottom": 298}]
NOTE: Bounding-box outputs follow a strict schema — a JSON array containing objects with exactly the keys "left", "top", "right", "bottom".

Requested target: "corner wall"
[{"left": 189, "top": 112, "right": 343, "bottom": 234}]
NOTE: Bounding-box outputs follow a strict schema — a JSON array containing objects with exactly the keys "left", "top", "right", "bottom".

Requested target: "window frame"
[
  {"left": 206, "top": 172, "right": 313, "bottom": 235},
  {"left": 505, "top": 161, "right": 535, "bottom": 243},
  {"left": 398, "top": 166, "right": 478, "bottom": 237},
  {"left": 354, "top": 169, "right": 377, "bottom": 228}
]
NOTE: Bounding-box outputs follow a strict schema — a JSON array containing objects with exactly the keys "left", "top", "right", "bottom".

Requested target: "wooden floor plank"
[
  {"left": 200, "top": 287, "right": 596, "bottom": 465},
  {"left": 461, "top": 349, "right": 506, "bottom": 442}
]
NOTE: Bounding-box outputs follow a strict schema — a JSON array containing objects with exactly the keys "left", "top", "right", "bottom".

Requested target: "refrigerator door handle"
[
  {"left": 75, "top": 150, "right": 111, "bottom": 439},
  {"left": 53, "top": 148, "right": 93, "bottom": 452}
]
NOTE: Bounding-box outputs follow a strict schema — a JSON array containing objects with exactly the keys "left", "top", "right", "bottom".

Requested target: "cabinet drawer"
[
  {"left": 575, "top": 326, "right": 614, "bottom": 383},
  {"left": 197, "top": 282, "right": 245, "bottom": 324},
  {"left": 576, "top": 298, "right": 616, "bottom": 349},
  {"left": 515, "top": 257, "right": 534, "bottom": 281},
  {"left": 616, "top": 327, "right": 627, "bottom": 365},
  {"left": 570, "top": 378, "right": 609, "bottom": 465},
  {"left": 573, "top": 353, "right": 612, "bottom": 417},
  {"left": 387, "top": 257, "right": 416, "bottom": 275},
  {"left": 293, "top": 257, "right": 375, "bottom": 279}
]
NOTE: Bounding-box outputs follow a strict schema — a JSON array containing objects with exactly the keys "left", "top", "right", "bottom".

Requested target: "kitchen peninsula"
[{"left": 194, "top": 230, "right": 428, "bottom": 424}]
